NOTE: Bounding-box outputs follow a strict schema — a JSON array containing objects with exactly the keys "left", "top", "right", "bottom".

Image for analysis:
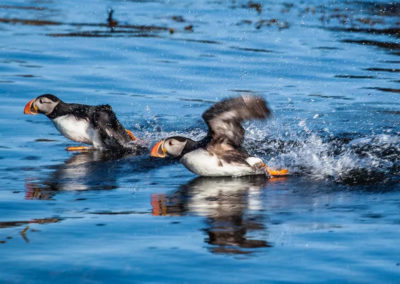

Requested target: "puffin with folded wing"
[{"left": 24, "top": 94, "right": 145, "bottom": 154}]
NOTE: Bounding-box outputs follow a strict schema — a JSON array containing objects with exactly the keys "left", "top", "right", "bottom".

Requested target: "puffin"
[
  {"left": 24, "top": 94, "right": 146, "bottom": 153},
  {"left": 150, "top": 95, "right": 288, "bottom": 177}
]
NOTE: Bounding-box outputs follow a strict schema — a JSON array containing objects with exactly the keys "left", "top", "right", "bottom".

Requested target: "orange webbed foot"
[
  {"left": 267, "top": 168, "right": 289, "bottom": 176},
  {"left": 261, "top": 163, "right": 289, "bottom": 177},
  {"left": 126, "top": 130, "right": 136, "bottom": 141},
  {"left": 66, "top": 146, "right": 92, "bottom": 152}
]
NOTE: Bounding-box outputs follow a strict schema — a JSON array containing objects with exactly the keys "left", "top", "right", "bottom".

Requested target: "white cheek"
[
  {"left": 38, "top": 103, "right": 51, "bottom": 114},
  {"left": 167, "top": 145, "right": 178, "bottom": 156}
]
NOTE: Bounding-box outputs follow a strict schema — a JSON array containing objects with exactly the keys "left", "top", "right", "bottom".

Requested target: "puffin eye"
[
  {"left": 169, "top": 141, "right": 173, "bottom": 146},
  {"left": 40, "top": 99, "right": 51, "bottom": 104}
]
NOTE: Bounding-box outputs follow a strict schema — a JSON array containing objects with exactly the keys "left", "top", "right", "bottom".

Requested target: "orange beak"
[
  {"left": 24, "top": 99, "right": 38, "bottom": 115},
  {"left": 150, "top": 140, "right": 167, "bottom": 158}
]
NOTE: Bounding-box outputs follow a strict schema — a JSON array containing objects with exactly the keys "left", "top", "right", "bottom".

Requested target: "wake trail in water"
[
  {"left": 135, "top": 117, "right": 400, "bottom": 185},
  {"left": 246, "top": 120, "right": 400, "bottom": 185}
]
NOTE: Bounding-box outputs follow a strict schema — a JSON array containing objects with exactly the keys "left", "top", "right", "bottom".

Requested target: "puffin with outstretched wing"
[{"left": 150, "top": 95, "right": 288, "bottom": 177}]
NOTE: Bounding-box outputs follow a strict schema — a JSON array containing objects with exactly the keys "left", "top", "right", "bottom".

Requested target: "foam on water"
[
  {"left": 137, "top": 117, "right": 400, "bottom": 185},
  {"left": 246, "top": 119, "right": 400, "bottom": 184}
]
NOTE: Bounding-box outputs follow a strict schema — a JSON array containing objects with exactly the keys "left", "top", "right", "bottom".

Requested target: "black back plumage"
[
  {"left": 47, "top": 98, "right": 144, "bottom": 153},
  {"left": 91, "top": 104, "right": 133, "bottom": 149}
]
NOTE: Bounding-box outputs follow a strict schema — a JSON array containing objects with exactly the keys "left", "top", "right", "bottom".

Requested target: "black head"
[
  {"left": 24, "top": 94, "right": 62, "bottom": 116},
  {"left": 150, "top": 136, "right": 196, "bottom": 158}
]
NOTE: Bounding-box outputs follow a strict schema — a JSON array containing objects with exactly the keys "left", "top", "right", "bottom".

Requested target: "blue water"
[{"left": 0, "top": 0, "right": 399, "bottom": 282}]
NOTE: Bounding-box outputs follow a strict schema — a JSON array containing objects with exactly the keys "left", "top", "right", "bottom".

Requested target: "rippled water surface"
[{"left": 0, "top": 0, "right": 400, "bottom": 282}]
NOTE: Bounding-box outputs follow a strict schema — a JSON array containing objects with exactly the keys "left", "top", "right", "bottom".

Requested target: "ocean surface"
[{"left": 0, "top": 0, "right": 399, "bottom": 282}]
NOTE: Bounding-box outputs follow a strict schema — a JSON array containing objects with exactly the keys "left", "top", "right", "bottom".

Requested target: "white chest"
[
  {"left": 52, "top": 115, "right": 93, "bottom": 144},
  {"left": 180, "top": 149, "right": 264, "bottom": 177}
]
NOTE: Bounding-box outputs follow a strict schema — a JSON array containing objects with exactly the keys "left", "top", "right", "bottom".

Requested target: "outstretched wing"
[
  {"left": 91, "top": 105, "right": 132, "bottom": 148},
  {"left": 202, "top": 95, "right": 271, "bottom": 148}
]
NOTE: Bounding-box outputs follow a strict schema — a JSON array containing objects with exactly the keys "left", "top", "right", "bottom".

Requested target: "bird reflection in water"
[
  {"left": 25, "top": 150, "right": 154, "bottom": 200},
  {"left": 152, "top": 176, "right": 278, "bottom": 255}
]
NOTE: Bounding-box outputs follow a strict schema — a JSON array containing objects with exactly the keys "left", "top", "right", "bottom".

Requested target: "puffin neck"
[
  {"left": 181, "top": 138, "right": 203, "bottom": 156},
  {"left": 46, "top": 101, "right": 66, "bottom": 119}
]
